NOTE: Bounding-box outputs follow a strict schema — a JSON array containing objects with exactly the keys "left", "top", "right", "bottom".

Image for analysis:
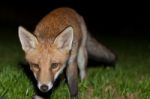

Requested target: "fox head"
[{"left": 18, "top": 26, "right": 73, "bottom": 92}]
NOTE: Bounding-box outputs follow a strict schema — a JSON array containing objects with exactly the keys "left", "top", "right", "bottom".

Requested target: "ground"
[{"left": 0, "top": 28, "right": 150, "bottom": 99}]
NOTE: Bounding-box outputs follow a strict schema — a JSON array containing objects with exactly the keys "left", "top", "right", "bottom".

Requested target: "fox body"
[{"left": 18, "top": 7, "right": 116, "bottom": 98}]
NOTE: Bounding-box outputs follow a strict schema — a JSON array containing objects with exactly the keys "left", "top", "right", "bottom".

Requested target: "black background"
[{"left": 0, "top": 0, "right": 150, "bottom": 36}]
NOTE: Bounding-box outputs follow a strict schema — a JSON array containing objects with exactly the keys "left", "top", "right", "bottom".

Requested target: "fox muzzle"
[{"left": 38, "top": 82, "right": 53, "bottom": 92}]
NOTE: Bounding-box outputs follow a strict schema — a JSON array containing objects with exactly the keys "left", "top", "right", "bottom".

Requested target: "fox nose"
[{"left": 40, "top": 84, "right": 49, "bottom": 92}]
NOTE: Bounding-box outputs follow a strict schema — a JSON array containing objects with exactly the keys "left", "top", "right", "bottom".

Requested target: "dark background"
[{"left": 0, "top": 0, "right": 150, "bottom": 37}]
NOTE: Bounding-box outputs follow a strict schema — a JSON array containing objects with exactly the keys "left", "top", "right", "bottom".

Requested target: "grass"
[{"left": 1, "top": 28, "right": 150, "bottom": 99}]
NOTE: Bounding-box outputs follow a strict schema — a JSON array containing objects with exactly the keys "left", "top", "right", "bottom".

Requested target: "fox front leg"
[{"left": 66, "top": 62, "right": 79, "bottom": 99}]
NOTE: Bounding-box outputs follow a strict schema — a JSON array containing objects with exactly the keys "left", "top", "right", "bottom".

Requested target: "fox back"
[{"left": 34, "top": 7, "right": 82, "bottom": 42}]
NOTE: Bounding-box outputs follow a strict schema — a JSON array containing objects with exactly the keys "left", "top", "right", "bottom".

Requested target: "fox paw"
[
  {"left": 32, "top": 95, "right": 44, "bottom": 99},
  {"left": 70, "top": 95, "right": 81, "bottom": 99}
]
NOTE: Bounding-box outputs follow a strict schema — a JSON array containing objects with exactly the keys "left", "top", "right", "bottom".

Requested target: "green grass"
[{"left": 1, "top": 28, "right": 150, "bottom": 99}]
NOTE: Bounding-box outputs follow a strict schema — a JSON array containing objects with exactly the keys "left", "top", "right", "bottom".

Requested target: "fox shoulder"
[{"left": 33, "top": 7, "right": 82, "bottom": 41}]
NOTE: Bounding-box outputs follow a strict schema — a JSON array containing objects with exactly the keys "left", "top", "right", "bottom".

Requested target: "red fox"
[{"left": 18, "top": 7, "right": 116, "bottom": 99}]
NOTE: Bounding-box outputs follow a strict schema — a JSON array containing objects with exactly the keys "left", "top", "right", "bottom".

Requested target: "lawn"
[{"left": 0, "top": 28, "right": 150, "bottom": 99}]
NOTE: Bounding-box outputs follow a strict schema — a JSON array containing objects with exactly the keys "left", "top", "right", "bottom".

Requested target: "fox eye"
[
  {"left": 51, "top": 63, "right": 59, "bottom": 69},
  {"left": 31, "top": 63, "right": 39, "bottom": 70}
]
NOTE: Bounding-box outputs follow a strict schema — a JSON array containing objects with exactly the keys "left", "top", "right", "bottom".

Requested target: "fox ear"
[
  {"left": 54, "top": 26, "right": 73, "bottom": 51},
  {"left": 18, "top": 26, "right": 38, "bottom": 52}
]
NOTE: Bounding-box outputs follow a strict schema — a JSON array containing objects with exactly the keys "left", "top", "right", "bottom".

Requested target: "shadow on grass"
[{"left": 18, "top": 61, "right": 63, "bottom": 99}]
